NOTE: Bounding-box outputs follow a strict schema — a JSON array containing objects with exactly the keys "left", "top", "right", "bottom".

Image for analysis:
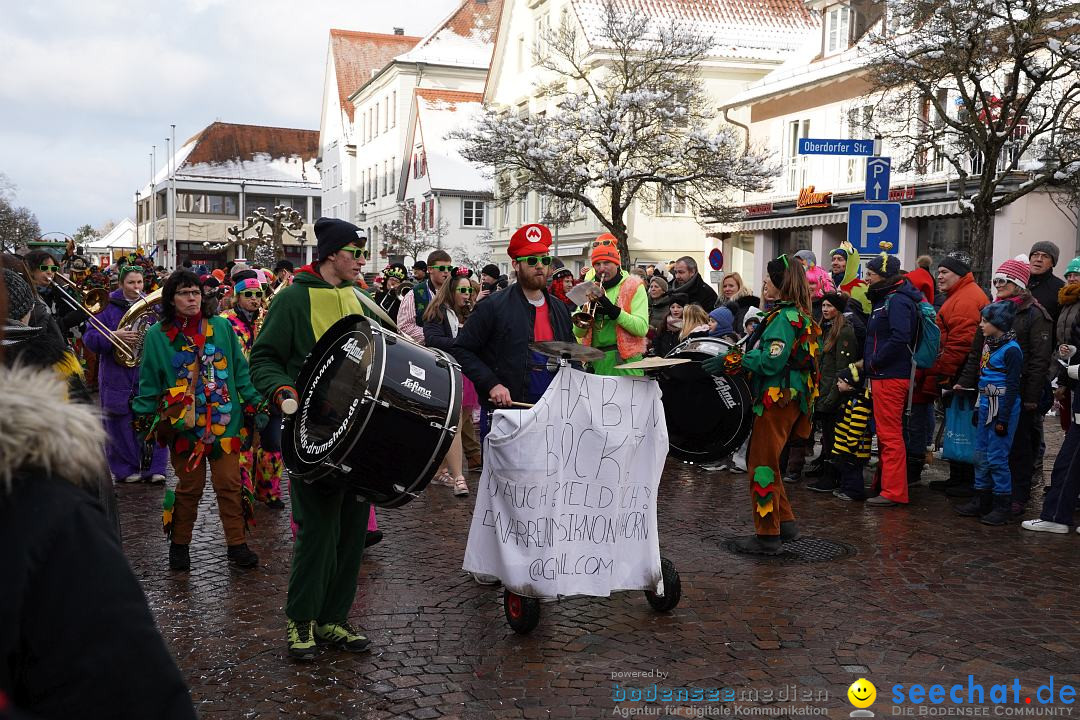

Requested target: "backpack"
[{"left": 885, "top": 295, "right": 940, "bottom": 369}]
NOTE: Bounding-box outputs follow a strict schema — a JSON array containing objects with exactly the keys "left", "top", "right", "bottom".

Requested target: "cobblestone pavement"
[{"left": 118, "top": 429, "right": 1080, "bottom": 719}]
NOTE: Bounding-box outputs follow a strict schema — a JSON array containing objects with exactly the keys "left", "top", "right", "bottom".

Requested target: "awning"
[{"left": 729, "top": 199, "right": 963, "bottom": 231}]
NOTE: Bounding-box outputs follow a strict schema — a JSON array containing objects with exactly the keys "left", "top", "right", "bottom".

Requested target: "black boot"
[
  {"left": 779, "top": 521, "right": 801, "bottom": 542},
  {"left": 945, "top": 463, "right": 975, "bottom": 497},
  {"left": 732, "top": 534, "right": 783, "bottom": 555},
  {"left": 906, "top": 459, "right": 924, "bottom": 488},
  {"left": 807, "top": 466, "right": 839, "bottom": 493},
  {"left": 954, "top": 489, "right": 992, "bottom": 517},
  {"left": 804, "top": 458, "right": 825, "bottom": 477},
  {"left": 169, "top": 542, "right": 190, "bottom": 571},
  {"left": 227, "top": 543, "right": 259, "bottom": 568},
  {"left": 980, "top": 494, "right": 1012, "bottom": 526}
]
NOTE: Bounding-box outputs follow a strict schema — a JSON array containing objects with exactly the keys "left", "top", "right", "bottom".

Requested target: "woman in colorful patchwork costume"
[
  {"left": 573, "top": 233, "right": 650, "bottom": 377},
  {"left": 133, "top": 270, "right": 262, "bottom": 572},
  {"left": 221, "top": 272, "right": 285, "bottom": 510},
  {"left": 705, "top": 255, "right": 821, "bottom": 554}
]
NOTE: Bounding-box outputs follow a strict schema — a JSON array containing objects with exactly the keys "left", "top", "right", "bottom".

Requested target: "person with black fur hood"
[
  {"left": 0, "top": 356, "right": 197, "bottom": 719},
  {"left": 957, "top": 255, "right": 1053, "bottom": 516},
  {"left": 863, "top": 245, "right": 923, "bottom": 507}
]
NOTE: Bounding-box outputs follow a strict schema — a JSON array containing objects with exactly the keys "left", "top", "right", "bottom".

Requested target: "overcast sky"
[{"left": 0, "top": 0, "right": 460, "bottom": 235}]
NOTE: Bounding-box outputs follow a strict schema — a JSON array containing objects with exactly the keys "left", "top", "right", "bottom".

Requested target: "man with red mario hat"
[
  {"left": 451, "top": 223, "right": 575, "bottom": 415},
  {"left": 573, "top": 233, "right": 650, "bottom": 376}
]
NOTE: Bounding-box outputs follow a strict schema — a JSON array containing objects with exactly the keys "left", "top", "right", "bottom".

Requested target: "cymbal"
[
  {"left": 615, "top": 357, "right": 693, "bottom": 370},
  {"left": 529, "top": 341, "right": 605, "bottom": 362}
]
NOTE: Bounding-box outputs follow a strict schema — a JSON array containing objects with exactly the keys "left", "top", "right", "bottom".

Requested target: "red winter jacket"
[
  {"left": 906, "top": 266, "right": 935, "bottom": 304},
  {"left": 933, "top": 273, "right": 989, "bottom": 385}
]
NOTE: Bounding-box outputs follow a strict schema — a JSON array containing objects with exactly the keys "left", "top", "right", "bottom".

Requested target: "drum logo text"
[
  {"left": 342, "top": 337, "right": 366, "bottom": 365},
  {"left": 713, "top": 377, "right": 737, "bottom": 409},
  {"left": 402, "top": 378, "right": 432, "bottom": 400}
]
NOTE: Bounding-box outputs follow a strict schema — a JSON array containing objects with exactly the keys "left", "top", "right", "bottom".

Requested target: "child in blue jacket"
[{"left": 955, "top": 301, "right": 1022, "bottom": 525}]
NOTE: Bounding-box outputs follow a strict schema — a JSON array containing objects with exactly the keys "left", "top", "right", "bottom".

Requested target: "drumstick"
[{"left": 509, "top": 401, "right": 534, "bottom": 408}]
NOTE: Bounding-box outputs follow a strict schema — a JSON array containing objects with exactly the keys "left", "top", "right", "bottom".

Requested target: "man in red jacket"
[{"left": 932, "top": 251, "right": 989, "bottom": 495}]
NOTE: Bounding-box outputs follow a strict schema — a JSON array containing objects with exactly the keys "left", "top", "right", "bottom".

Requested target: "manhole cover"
[{"left": 721, "top": 536, "right": 857, "bottom": 563}]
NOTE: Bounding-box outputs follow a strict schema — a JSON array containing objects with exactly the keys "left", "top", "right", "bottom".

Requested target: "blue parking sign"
[{"left": 848, "top": 203, "right": 901, "bottom": 254}]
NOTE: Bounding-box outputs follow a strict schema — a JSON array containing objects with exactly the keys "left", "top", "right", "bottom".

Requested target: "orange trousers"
[
  {"left": 169, "top": 449, "right": 246, "bottom": 546},
  {"left": 747, "top": 403, "right": 807, "bottom": 535}
]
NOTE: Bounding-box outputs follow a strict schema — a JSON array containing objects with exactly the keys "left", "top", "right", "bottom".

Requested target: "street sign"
[
  {"left": 708, "top": 248, "right": 723, "bottom": 271},
  {"left": 709, "top": 270, "right": 724, "bottom": 284},
  {"left": 798, "top": 138, "right": 875, "bottom": 156},
  {"left": 848, "top": 202, "right": 901, "bottom": 254},
  {"left": 865, "top": 157, "right": 891, "bottom": 201}
]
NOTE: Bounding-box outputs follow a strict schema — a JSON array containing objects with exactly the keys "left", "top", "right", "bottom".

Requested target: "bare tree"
[
  {"left": 449, "top": 231, "right": 493, "bottom": 277},
  {"left": 381, "top": 202, "right": 447, "bottom": 264},
  {"left": 450, "top": 0, "right": 774, "bottom": 268},
  {"left": 0, "top": 180, "right": 40, "bottom": 255},
  {"left": 867, "top": 0, "right": 1080, "bottom": 279},
  {"left": 205, "top": 204, "right": 308, "bottom": 266}
]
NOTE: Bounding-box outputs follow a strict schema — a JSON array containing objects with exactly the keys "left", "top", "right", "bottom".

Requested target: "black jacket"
[
  {"left": 451, "top": 284, "right": 574, "bottom": 402},
  {"left": 670, "top": 272, "right": 717, "bottom": 310},
  {"left": 0, "top": 367, "right": 196, "bottom": 720},
  {"left": 1028, "top": 271, "right": 1065, "bottom": 325},
  {"left": 958, "top": 293, "right": 1053, "bottom": 406},
  {"left": 423, "top": 309, "right": 459, "bottom": 352}
]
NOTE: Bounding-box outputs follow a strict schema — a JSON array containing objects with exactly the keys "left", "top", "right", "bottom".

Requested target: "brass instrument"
[
  {"left": 571, "top": 272, "right": 606, "bottom": 330},
  {"left": 115, "top": 289, "right": 162, "bottom": 368},
  {"left": 51, "top": 273, "right": 138, "bottom": 365}
]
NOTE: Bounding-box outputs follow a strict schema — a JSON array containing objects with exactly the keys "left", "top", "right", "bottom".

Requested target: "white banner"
[{"left": 462, "top": 366, "right": 668, "bottom": 598}]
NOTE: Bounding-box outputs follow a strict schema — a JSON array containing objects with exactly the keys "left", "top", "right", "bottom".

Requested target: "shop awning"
[{"left": 726, "top": 199, "right": 964, "bottom": 232}]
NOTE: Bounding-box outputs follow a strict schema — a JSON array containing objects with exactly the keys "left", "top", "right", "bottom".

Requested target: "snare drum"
[
  {"left": 659, "top": 336, "right": 753, "bottom": 464},
  {"left": 282, "top": 314, "right": 462, "bottom": 507}
]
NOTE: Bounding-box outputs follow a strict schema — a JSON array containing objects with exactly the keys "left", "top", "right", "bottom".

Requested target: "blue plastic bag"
[{"left": 942, "top": 393, "right": 976, "bottom": 464}]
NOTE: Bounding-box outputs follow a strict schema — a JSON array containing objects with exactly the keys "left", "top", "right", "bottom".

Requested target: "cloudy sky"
[{"left": 1, "top": 0, "right": 460, "bottom": 235}]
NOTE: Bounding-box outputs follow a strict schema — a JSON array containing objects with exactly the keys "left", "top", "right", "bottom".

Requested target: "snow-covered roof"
[
  {"left": 720, "top": 27, "right": 876, "bottom": 109},
  {"left": 415, "top": 89, "right": 490, "bottom": 194},
  {"left": 570, "top": 0, "right": 820, "bottom": 62},
  {"left": 330, "top": 29, "right": 421, "bottom": 121},
  {"left": 396, "top": 0, "right": 503, "bottom": 69},
  {"left": 87, "top": 218, "right": 136, "bottom": 249},
  {"left": 140, "top": 122, "right": 320, "bottom": 195}
]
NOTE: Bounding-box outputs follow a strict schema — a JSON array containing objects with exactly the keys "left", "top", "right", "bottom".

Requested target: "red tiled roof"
[
  {"left": 398, "top": 0, "right": 503, "bottom": 68},
  {"left": 433, "top": 0, "right": 503, "bottom": 39},
  {"left": 180, "top": 122, "right": 319, "bottom": 167},
  {"left": 329, "top": 29, "right": 421, "bottom": 121}
]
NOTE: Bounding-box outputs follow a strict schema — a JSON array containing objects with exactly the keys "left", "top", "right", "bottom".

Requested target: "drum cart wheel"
[
  {"left": 644, "top": 556, "right": 681, "bottom": 613},
  {"left": 503, "top": 590, "right": 541, "bottom": 634}
]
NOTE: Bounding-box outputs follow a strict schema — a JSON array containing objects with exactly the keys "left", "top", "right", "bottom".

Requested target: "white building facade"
[
  {"left": 482, "top": 0, "right": 819, "bottom": 277},
  {"left": 318, "top": 0, "right": 503, "bottom": 271},
  {"left": 716, "top": 0, "right": 1077, "bottom": 288}
]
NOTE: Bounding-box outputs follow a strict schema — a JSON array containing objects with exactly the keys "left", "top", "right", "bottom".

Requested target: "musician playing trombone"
[
  {"left": 82, "top": 264, "right": 169, "bottom": 484},
  {"left": 572, "top": 234, "right": 650, "bottom": 377}
]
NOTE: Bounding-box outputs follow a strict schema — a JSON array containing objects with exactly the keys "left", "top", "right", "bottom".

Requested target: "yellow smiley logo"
[{"left": 848, "top": 678, "right": 876, "bottom": 709}]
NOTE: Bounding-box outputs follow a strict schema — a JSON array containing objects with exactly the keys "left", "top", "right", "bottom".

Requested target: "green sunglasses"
[
  {"left": 429, "top": 264, "right": 455, "bottom": 272},
  {"left": 238, "top": 290, "right": 265, "bottom": 299},
  {"left": 455, "top": 287, "right": 474, "bottom": 295},
  {"left": 39, "top": 264, "right": 60, "bottom": 272},
  {"left": 515, "top": 255, "right": 553, "bottom": 267},
  {"left": 340, "top": 245, "right": 370, "bottom": 259}
]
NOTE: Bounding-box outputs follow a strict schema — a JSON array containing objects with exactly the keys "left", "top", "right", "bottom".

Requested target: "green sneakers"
[
  {"left": 286, "top": 619, "right": 316, "bottom": 661},
  {"left": 314, "top": 621, "right": 371, "bottom": 653}
]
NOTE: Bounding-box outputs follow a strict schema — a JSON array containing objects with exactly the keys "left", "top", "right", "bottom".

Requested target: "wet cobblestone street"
[{"left": 119, "top": 438, "right": 1080, "bottom": 719}]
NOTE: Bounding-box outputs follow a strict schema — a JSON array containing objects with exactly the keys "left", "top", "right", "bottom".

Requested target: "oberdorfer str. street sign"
[{"left": 797, "top": 138, "right": 875, "bottom": 156}]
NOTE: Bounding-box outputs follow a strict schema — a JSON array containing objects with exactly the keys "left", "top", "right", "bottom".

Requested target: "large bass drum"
[
  {"left": 282, "top": 314, "right": 461, "bottom": 507},
  {"left": 659, "top": 336, "right": 753, "bottom": 464}
]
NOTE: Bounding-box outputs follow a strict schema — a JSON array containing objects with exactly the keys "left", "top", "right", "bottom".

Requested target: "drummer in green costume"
[{"left": 572, "top": 233, "right": 650, "bottom": 376}]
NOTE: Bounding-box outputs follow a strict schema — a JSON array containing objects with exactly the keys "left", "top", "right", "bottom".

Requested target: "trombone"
[
  {"left": 51, "top": 272, "right": 138, "bottom": 364},
  {"left": 571, "top": 272, "right": 606, "bottom": 329}
]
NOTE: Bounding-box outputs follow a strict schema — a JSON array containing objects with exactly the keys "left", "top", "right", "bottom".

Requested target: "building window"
[
  {"left": 359, "top": 115, "right": 365, "bottom": 145},
  {"left": 846, "top": 106, "right": 872, "bottom": 184},
  {"left": 519, "top": 193, "right": 529, "bottom": 224},
  {"left": 786, "top": 118, "right": 811, "bottom": 191},
  {"left": 534, "top": 13, "right": 550, "bottom": 63},
  {"left": 658, "top": 188, "right": 688, "bottom": 215},
  {"left": 413, "top": 151, "right": 427, "bottom": 178},
  {"left": 178, "top": 192, "right": 238, "bottom": 216},
  {"left": 384, "top": 97, "right": 389, "bottom": 133},
  {"left": 312, "top": 197, "right": 321, "bottom": 219},
  {"left": 389, "top": 156, "right": 396, "bottom": 193},
  {"left": 825, "top": 4, "right": 851, "bottom": 55},
  {"left": 517, "top": 35, "right": 525, "bottom": 71},
  {"left": 391, "top": 91, "right": 397, "bottom": 127},
  {"left": 374, "top": 104, "right": 379, "bottom": 137},
  {"left": 462, "top": 200, "right": 487, "bottom": 227}
]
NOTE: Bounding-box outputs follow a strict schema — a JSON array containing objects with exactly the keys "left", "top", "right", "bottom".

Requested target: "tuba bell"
[{"left": 114, "top": 289, "right": 163, "bottom": 368}]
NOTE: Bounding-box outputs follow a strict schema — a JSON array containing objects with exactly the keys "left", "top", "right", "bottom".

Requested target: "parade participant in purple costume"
[{"left": 83, "top": 264, "right": 169, "bottom": 484}]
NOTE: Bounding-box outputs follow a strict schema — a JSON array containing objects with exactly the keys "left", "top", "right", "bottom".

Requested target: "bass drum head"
[
  {"left": 660, "top": 337, "right": 754, "bottom": 464},
  {"left": 283, "top": 314, "right": 381, "bottom": 483}
]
